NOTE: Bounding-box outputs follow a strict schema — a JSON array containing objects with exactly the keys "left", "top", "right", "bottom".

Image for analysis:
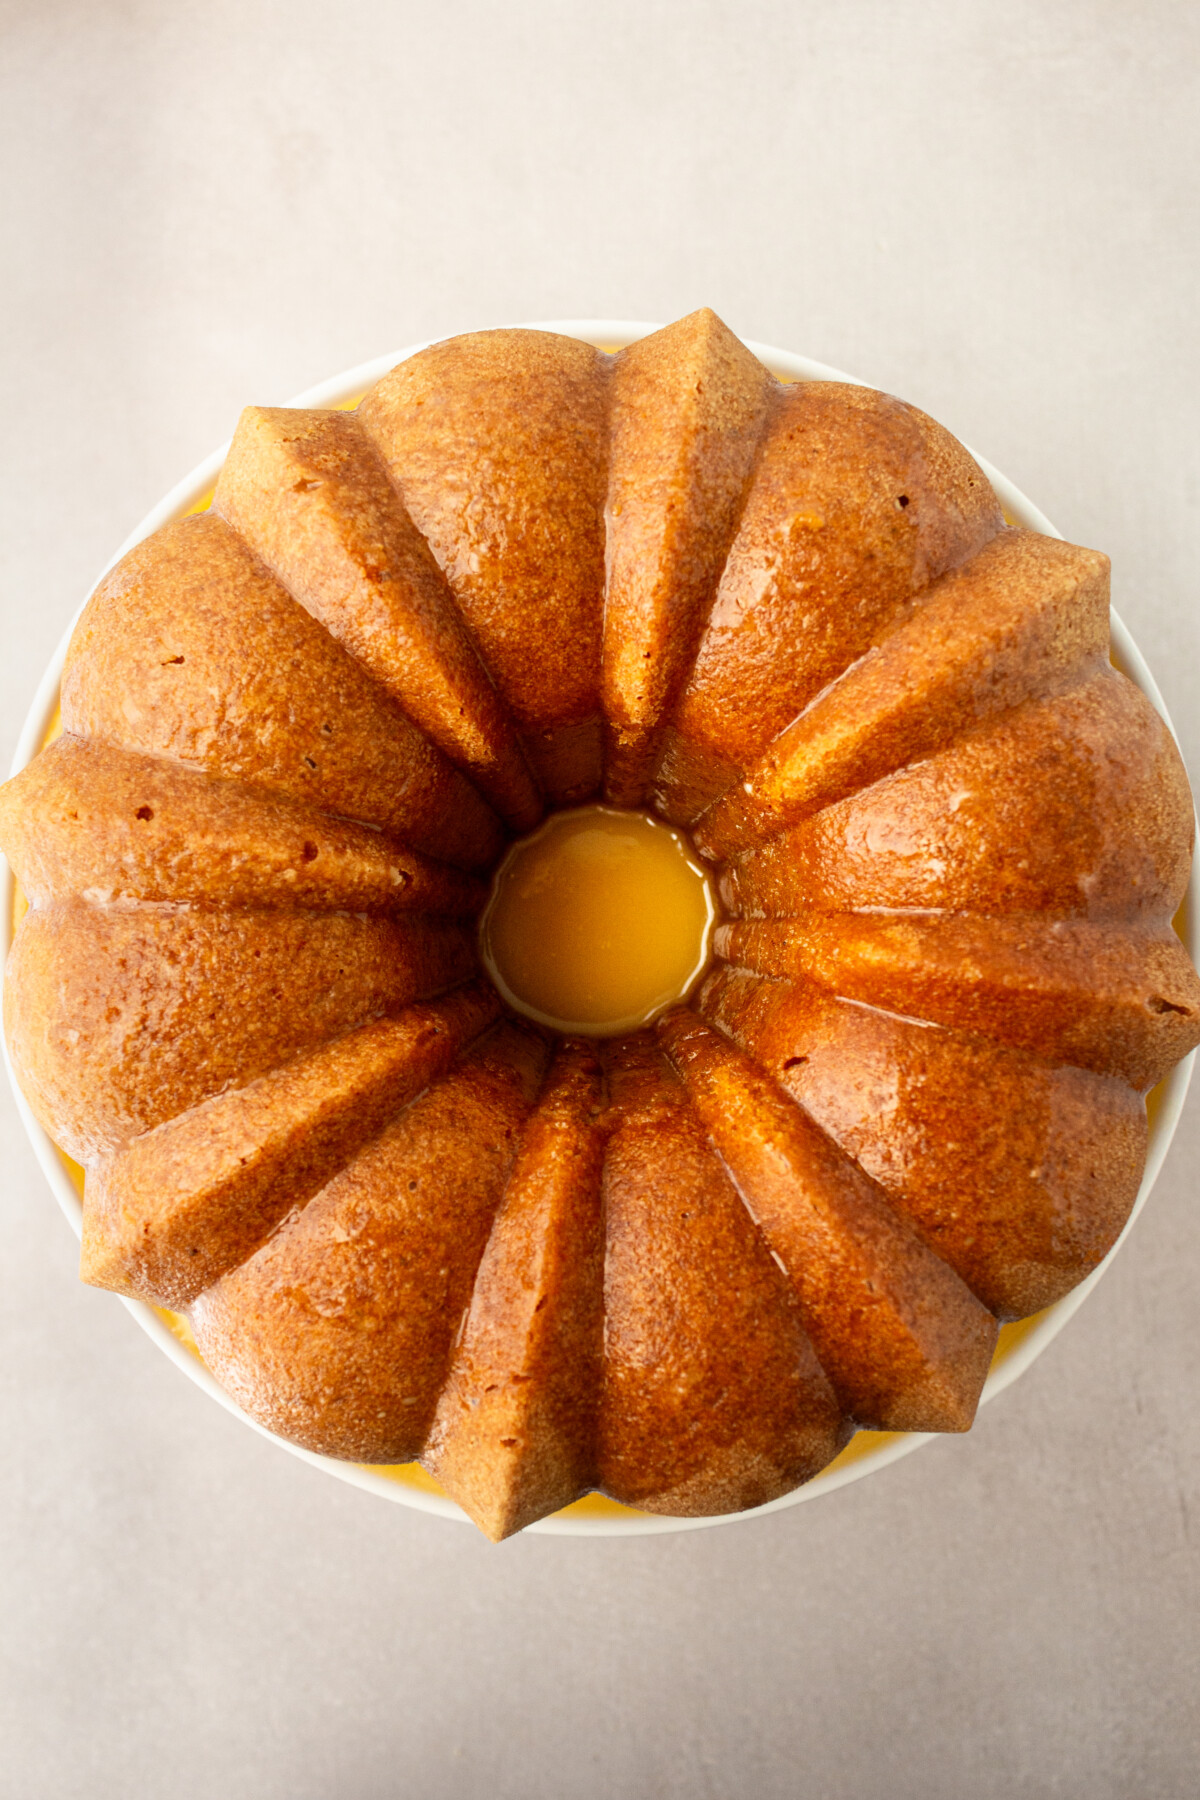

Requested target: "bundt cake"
[{"left": 3, "top": 309, "right": 1199, "bottom": 1540}]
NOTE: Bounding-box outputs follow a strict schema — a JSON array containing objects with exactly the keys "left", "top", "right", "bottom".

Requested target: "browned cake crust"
[
  {"left": 597, "top": 1036, "right": 847, "bottom": 1513},
  {"left": 359, "top": 329, "right": 610, "bottom": 804},
  {"left": 423, "top": 1039, "right": 606, "bottom": 1539},
  {"left": 694, "top": 529, "right": 1113, "bottom": 858},
  {"left": 81, "top": 983, "right": 502, "bottom": 1310},
  {"left": 699, "top": 966, "right": 1147, "bottom": 1319},
  {"left": 60, "top": 512, "right": 503, "bottom": 870},
  {"left": 6, "top": 900, "right": 477, "bottom": 1161},
  {"left": 602, "top": 311, "right": 777, "bottom": 805},
  {"left": 0, "top": 735, "right": 486, "bottom": 917},
  {"left": 189, "top": 1022, "right": 548, "bottom": 1464},
  {"left": 657, "top": 1012, "right": 998, "bottom": 1433},
  {"left": 215, "top": 407, "right": 540, "bottom": 830},
  {"left": 719, "top": 668, "right": 1193, "bottom": 925},
  {"left": 656, "top": 378, "right": 1004, "bottom": 823},
  {"left": 2, "top": 309, "right": 1197, "bottom": 1538}
]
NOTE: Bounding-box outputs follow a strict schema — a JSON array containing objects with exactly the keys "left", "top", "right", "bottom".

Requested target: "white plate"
[{"left": 3, "top": 322, "right": 1194, "bottom": 1536}]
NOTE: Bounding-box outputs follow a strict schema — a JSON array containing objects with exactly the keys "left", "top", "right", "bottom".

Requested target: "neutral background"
[{"left": 2, "top": 3, "right": 1198, "bottom": 1795}]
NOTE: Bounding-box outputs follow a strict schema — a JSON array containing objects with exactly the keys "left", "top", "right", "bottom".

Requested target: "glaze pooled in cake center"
[{"left": 480, "top": 806, "right": 715, "bottom": 1036}]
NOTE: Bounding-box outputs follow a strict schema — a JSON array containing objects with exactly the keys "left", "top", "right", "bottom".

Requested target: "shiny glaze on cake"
[{"left": 1, "top": 309, "right": 1197, "bottom": 1539}]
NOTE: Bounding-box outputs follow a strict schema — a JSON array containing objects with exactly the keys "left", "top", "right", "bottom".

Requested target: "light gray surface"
[{"left": 2, "top": 2, "right": 1199, "bottom": 1794}]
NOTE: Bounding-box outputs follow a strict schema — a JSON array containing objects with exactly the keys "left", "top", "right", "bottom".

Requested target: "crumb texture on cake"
[{"left": 2, "top": 308, "right": 1198, "bottom": 1540}]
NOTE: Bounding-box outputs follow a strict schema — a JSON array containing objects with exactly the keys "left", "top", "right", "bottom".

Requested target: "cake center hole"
[{"left": 480, "top": 806, "right": 716, "bottom": 1037}]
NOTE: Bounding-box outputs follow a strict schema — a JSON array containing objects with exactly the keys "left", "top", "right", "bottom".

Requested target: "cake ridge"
[
  {"left": 595, "top": 1029, "right": 847, "bottom": 1514},
  {"left": 696, "top": 963, "right": 1149, "bottom": 1319},
  {"left": 655, "top": 377, "right": 1007, "bottom": 826},
  {"left": 422, "top": 1036, "right": 605, "bottom": 1539},
  {"left": 58, "top": 510, "right": 505, "bottom": 871},
  {"left": 358, "top": 328, "right": 612, "bottom": 806},
  {"left": 80, "top": 982, "right": 503, "bottom": 1311},
  {"left": 0, "top": 733, "right": 488, "bottom": 918},
  {"left": 692, "top": 528, "right": 1115, "bottom": 861},
  {"left": 657, "top": 1009, "right": 998, "bottom": 1434},
  {"left": 214, "top": 404, "right": 542, "bottom": 831},
  {"left": 188, "top": 1018, "right": 550, "bottom": 1466},
  {"left": 714, "top": 911, "right": 1200, "bottom": 1090},
  {"left": 719, "top": 666, "right": 1195, "bottom": 927},
  {"left": 602, "top": 310, "right": 782, "bottom": 807}
]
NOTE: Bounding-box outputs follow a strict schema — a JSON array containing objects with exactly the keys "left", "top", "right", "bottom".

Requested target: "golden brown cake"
[{"left": 2, "top": 309, "right": 1198, "bottom": 1540}]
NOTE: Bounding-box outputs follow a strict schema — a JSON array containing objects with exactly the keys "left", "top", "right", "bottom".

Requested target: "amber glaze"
[{"left": 480, "top": 806, "right": 715, "bottom": 1036}]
